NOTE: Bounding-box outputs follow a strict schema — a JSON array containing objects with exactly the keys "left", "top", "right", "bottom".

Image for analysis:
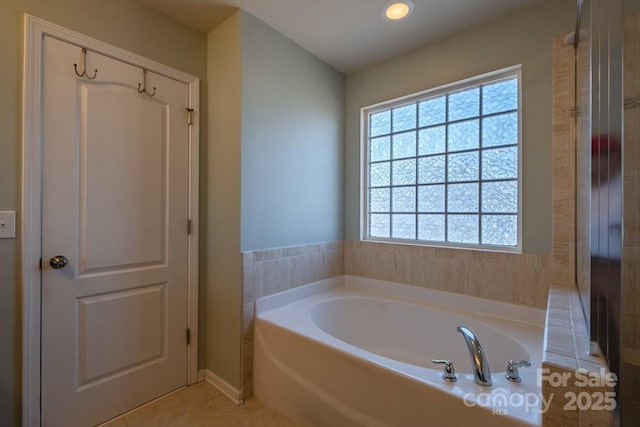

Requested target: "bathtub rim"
[{"left": 255, "top": 275, "right": 545, "bottom": 327}]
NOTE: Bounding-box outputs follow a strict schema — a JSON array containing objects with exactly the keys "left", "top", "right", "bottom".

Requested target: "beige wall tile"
[
  {"left": 241, "top": 339, "right": 254, "bottom": 398},
  {"left": 285, "top": 254, "right": 305, "bottom": 289},
  {"left": 282, "top": 244, "right": 308, "bottom": 257},
  {"left": 242, "top": 381, "right": 254, "bottom": 401},
  {"left": 542, "top": 366, "right": 579, "bottom": 427},
  {"left": 242, "top": 341, "right": 253, "bottom": 377},
  {"left": 253, "top": 247, "right": 284, "bottom": 262},
  {"left": 241, "top": 251, "right": 254, "bottom": 264},
  {"left": 577, "top": 404, "right": 615, "bottom": 426},
  {"left": 551, "top": 37, "right": 576, "bottom": 288},
  {"left": 516, "top": 257, "right": 552, "bottom": 308},
  {"left": 306, "top": 242, "right": 324, "bottom": 253},
  {"left": 541, "top": 284, "right": 617, "bottom": 427},
  {"left": 544, "top": 324, "right": 576, "bottom": 358},
  {"left": 577, "top": 385, "right": 615, "bottom": 427},
  {"left": 577, "top": 360, "right": 612, "bottom": 378},
  {"left": 326, "top": 241, "right": 343, "bottom": 251},
  {"left": 543, "top": 351, "right": 579, "bottom": 372},
  {"left": 546, "top": 306, "right": 572, "bottom": 328},
  {"left": 253, "top": 259, "right": 287, "bottom": 299},
  {"left": 242, "top": 302, "right": 254, "bottom": 334},
  {"left": 242, "top": 263, "right": 254, "bottom": 305},
  {"left": 548, "top": 287, "right": 570, "bottom": 309},
  {"left": 242, "top": 328, "right": 253, "bottom": 348},
  {"left": 240, "top": 241, "right": 344, "bottom": 398},
  {"left": 344, "top": 241, "right": 551, "bottom": 308}
]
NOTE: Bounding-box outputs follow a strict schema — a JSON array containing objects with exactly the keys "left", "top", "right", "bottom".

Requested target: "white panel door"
[{"left": 41, "top": 36, "right": 190, "bottom": 427}]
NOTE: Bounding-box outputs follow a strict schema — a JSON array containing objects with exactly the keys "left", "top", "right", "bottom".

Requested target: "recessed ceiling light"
[{"left": 382, "top": 0, "right": 415, "bottom": 21}]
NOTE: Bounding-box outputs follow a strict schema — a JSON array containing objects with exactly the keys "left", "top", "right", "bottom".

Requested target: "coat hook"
[
  {"left": 137, "top": 69, "right": 156, "bottom": 97},
  {"left": 73, "top": 48, "right": 98, "bottom": 80}
]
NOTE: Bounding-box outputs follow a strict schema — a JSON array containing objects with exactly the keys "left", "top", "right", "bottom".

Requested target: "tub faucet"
[{"left": 457, "top": 326, "right": 492, "bottom": 386}]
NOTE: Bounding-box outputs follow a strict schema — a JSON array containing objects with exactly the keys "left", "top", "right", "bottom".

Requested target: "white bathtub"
[{"left": 254, "top": 275, "right": 545, "bottom": 427}]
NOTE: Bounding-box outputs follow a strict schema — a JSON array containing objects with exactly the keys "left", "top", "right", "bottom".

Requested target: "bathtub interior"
[{"left": 310, "top": 296, "right": 530, "bottom": 374}]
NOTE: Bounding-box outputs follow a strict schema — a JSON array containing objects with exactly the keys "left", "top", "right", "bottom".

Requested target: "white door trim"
[{"left": 21, "top": 14, "right": 200, "bottom": 427}]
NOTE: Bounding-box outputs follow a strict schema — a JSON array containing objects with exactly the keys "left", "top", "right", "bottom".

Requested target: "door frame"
[{"left": 21, "top": 14, "right": 200, "bottom": 426}]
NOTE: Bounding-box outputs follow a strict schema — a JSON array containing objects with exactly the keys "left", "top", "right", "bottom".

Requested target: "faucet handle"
[
  {"left": 505, "top": 359, "right": 531, "bottom": 383},
  {"left": 432, "top": 359, "right": 457, "bottom": 382}
]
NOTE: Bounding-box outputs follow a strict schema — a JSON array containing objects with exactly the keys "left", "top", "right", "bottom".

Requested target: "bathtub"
[{"left": 253, "top": 275, "right": 545, "bottom": 427}]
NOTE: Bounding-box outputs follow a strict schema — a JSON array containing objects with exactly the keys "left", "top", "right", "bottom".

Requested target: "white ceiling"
[{"left": 140, "top": 0, "right": 543, "bottom": 74}]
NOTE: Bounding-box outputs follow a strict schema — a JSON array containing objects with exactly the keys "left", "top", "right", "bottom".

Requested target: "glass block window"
[{"left": 364, "top": 68, "right": 520, "bottom": 249}]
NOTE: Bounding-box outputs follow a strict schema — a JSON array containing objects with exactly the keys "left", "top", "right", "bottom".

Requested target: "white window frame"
[{"left": 360, "top": 65, "right": 523, "bottom": 252}]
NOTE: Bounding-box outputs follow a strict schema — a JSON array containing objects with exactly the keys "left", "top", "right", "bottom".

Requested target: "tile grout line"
[{"left": 167, "top": 393, "right": 226, "bottom": 425}]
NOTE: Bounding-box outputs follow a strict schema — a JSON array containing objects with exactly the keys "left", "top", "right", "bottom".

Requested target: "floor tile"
[
  {"left": 123, "top": 381, "right": 221, "bottom": 426},
  {"left": 99, "top": 418, "right": 127, "bottom": 427},
  {"left": 169, "top": 394, "right": 294, "bottom": 426},
  {"left": 101, "top": 381, "right": 294, "bottom": 427}
]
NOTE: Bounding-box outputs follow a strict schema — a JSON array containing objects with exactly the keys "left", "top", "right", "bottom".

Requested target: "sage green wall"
[
  {"left": 0, "top": 1, "right": 206, "bottom": 424},
  {"left": 344, "top": 0, "right": 575, "bottom": 253},
  {"left": 205, "top": 10, "right": 345, "bottom": 387},
  {"left": 241, "top": 13, "right": 344, "bottom": 251},
  {"left": 206, "top": 11, "right": 243, "bottom": 388}
]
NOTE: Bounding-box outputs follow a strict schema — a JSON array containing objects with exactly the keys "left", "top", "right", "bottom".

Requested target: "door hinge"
[
  {"left": 39, "top": 258, "right": 42, "bottom": 270},
  {"left": 186, "top": 328, "right": 191, "bottom": 345},
  {"left": 187, "top": 219, "right": 192, "bottom": 235},
  {"left": 186, "top": 108, "right": 194, "bottom": 126}
]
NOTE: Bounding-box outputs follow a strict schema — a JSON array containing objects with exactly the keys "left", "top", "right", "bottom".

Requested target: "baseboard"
[
  {"left": 204, "top": 369, "right": 244, "bottom": 404},
  {"left": 198, "top": 369, "right": 206, "bottom": 382}
]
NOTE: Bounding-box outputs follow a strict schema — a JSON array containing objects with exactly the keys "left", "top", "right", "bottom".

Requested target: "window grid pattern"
[{"left": 367, "top": 76, "right": 519, "bottom": 248}]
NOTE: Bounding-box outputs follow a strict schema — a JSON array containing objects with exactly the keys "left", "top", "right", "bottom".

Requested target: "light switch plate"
[{"left": 0, "top": 211, "right": 16, "bottom": 239}]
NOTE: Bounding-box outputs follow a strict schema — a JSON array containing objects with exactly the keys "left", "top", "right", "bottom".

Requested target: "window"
[{"left": 363, "top": 67, "right": 521, "bottom": 250}]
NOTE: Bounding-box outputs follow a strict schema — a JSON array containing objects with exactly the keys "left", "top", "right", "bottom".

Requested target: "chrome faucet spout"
[{"left": 457, "top": 325, "right": 492, "bottom": 386}]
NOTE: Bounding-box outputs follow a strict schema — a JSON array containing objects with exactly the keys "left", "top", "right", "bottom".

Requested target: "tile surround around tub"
[
  {"left": 240, "top": 241, "right": 344, "bottom": 398},
  {"left": 240, "top": 238, "right": 553, "bottom": 400},
  {"left": 344, "top": 241, "right": 552, "bottom": 309},
  {"left": 542, "top": 285, "right": 613, "bottom": 427}
]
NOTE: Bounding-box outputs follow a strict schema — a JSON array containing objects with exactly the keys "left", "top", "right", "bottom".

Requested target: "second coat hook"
[
  {"left": 73, "top": 48, "right": 97, "bottom": 80},
  {"left": 137, "top": 69, "right": 156, "bottom": 97}
]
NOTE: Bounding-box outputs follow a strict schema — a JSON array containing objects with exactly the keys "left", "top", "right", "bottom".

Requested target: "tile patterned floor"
[{"left": 100, "top": 381, "right": 295, "bottom": 426}]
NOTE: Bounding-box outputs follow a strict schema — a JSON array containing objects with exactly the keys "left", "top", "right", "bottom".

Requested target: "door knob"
[{"left": 49, "top": 255, "right": 69, "bottom": 270}]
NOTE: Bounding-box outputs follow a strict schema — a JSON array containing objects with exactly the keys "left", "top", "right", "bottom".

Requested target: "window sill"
[{"left": 363, "top": 236, "right": 523, "bottom": 254}]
